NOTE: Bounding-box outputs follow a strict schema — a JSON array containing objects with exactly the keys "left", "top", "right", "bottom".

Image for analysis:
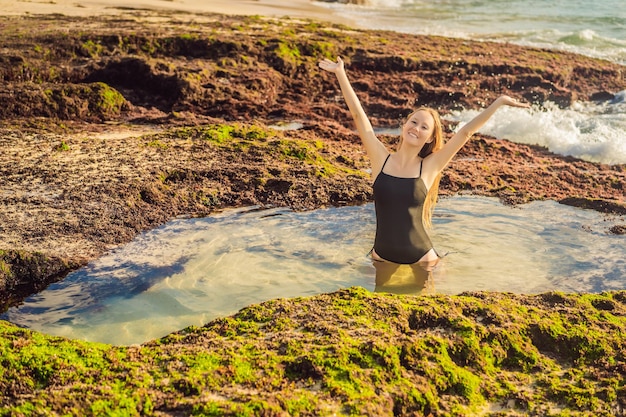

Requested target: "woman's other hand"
[
  {"left": 318, "top": 56, "right": 345, "bottom": 74},
  {"left": 496, "top": 95, "right": 531, "bottom": 108}
]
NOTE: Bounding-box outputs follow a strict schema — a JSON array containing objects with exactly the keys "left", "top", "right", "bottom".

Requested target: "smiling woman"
[{"left": 318, "top": 56, "right": 529, "bottom": 288}]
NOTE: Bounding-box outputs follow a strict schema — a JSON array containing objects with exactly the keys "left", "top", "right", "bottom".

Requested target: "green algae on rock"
[{"left": 2, "top": 287, "right": 626, "bottom": 416}]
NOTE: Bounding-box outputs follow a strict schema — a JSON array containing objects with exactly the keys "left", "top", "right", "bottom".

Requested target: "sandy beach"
[{"left": 0, "top": 0, "right": 351, "bottom": 24}]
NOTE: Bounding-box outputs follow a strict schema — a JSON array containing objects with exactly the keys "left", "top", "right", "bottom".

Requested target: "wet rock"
[
  {"left": 609, "top": 225, "right": 626, "bottom": 235},
  {"left": 559, "top": 197, "right": 626, "bottom": 215},
  {"left": 0, "top": 250, "right": 79, "bottom": 311},
  {"left": 84, "top": 57, "right": 189, "bottom": 111},
  {"left": 591, "top": 91, "right": 616, "bottom": 102},
  {"left": 0, "top": 82, "right": 129, "bottom": 121}
]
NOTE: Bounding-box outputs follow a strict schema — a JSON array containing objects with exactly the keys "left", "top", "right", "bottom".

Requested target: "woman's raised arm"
[
  {"left": 319, "top": 57, "right": 389, "bottom": 177},
  {"left": 426, "top": 95, "right": 530, "bottom": 175}
]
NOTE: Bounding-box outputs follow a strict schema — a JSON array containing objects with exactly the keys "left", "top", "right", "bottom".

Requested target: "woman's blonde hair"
[{"left": 398, "top": 107, "right": 445, "bottom": 228}]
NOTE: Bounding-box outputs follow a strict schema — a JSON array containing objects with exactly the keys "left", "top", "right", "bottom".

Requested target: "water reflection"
[
  {"left": 373, "top": 261, "right": 436, "bottom": 295},
  {"left": 2, "top": 196, "right": 625, "bottom": 345},
  {"left": 371, "top": 247, "right": 439, "bottom": 295}
]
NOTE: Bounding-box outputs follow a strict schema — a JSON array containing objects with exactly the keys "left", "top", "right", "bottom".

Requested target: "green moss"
[
  {"left": 146, "top": 139, "right": 167, "bottom": 149},
  {"left": 93, "top": 82, "right": 126, "bottom": 114},
  {"left": 275, "top": 138, "right": 341, "bottom": 177},
  {"left": 275, "top": 40, "right": 301, "bottom": 63},
  {"left": 282, "top": 391, "right": 318, "bottom": 415},
  {"left": 308, "top": 40, "right": 337, "bottom": 59},
  {"left": 81, "top": 39, "right": 103, "bottom": 57},
  {"left": 4, "top": 284, "right": 626, "bottom": 416},
  {"left": 191, "top": 402, "right": 223, "bottom": 416},
  {"left": 178, "top": 33, "right": 197, "bottom": 41},
  {"left": 56, "top": 140, "right": 70, "bottom": 151},
  {"left": 0, "top": 260, "right": 11, "bottom": 276},
  {"left": 276, "top": 138, "right": 320, "bottom": 160},
  {"left": 160, "top": 123, "right": 365, "bottom": 180},
  {"left": 200, "top": 123, "right": 268, "bottom": 147},
  {"left": 141, "top": 38, "right": 158, "bottom": 55}
]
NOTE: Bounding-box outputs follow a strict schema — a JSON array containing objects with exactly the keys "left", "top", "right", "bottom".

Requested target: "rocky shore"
[
  {"left": 1, "top": 11, "right": 624, "bottom": 307},
  {"left": 0, "top": 11, "right": 625, "bottom": 415}
]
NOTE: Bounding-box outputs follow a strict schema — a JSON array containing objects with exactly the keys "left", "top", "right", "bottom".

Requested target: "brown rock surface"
[{"left": 0, "top": 12, "right": 624, "bottom": 309}]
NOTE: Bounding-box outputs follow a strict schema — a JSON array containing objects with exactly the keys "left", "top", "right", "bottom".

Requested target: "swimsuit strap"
[
  {"left": 380, "top": 155, "right": 423, "bottom": 178},
  {"left": 381, "top": 154, "right": 391, "bottom": 171}
]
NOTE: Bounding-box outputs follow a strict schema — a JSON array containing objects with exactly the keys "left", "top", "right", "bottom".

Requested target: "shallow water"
[
  {"left": 315, "top": 0, "right": 626, "bottom": 65},
  {"left": 3, "top": 196, "right": 625, "bottom": 345}
]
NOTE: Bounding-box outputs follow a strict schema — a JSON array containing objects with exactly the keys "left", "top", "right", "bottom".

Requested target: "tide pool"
[{"left": 3, "top": 195, "right": 624, "bottom": 345}]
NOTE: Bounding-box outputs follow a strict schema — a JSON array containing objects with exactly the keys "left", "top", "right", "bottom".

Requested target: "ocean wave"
[
  {"left": 314, "top": 0, "right": 626, "bottom": 65},
  {"left": 447, "top": 94, "right": 626, "bottom": 165},
  {"left": 484, "top": 28, "right": 626, "bottom": 65}
]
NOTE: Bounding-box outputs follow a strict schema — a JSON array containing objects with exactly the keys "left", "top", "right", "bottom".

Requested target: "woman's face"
[{"left": 402, "top": 110, "right": 435, "bottom": 148}]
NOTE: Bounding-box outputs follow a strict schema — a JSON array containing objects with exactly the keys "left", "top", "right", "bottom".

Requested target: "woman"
[{"left": 319, "top": 56, "right": 530, "bottom": 292}]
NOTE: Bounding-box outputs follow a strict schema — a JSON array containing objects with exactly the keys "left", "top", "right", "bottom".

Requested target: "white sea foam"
[{"left": 447, "top": 94, "right": 626, "bottom": 165}]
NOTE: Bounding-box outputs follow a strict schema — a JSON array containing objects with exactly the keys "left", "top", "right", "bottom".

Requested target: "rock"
[
  {"left": 0, "top": 250, "right": 79, "bottom": 310},
  {"left": 591, "top": 91, "right": 616, "bottom": 102}
]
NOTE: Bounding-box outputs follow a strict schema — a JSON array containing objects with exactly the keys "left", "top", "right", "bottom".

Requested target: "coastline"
[
  {"left": 0, "top": 10, "right": 623, "bottom": 308},
  {"left": 0, "top": 8, "right": 625, "bottom": 415}
]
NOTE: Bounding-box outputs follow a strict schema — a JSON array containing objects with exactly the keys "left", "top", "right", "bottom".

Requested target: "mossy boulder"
[{"left": 0, "top": 82, "right": 129, "bottom": 121}]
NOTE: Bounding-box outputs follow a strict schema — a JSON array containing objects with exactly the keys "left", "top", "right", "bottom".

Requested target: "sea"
[{"left": 314, "top": 0, "right": 626, "bottom": 164}]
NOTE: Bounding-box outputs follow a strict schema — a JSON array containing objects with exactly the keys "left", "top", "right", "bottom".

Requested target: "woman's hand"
[
  {"left": 495, "top": 95, "right": 531, "bottom": 108},
  {"left": 318, "top": 56, "right": 345, "bottom": 75}
]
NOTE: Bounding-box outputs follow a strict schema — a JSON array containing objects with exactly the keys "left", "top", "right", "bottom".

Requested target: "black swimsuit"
[{"left": 372, "top": 154, "right": 434, "bottom": 264}]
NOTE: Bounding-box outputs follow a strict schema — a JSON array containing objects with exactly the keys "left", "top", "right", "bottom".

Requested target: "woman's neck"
[{"left": 394, "top": 145, "right": 422, "bottom": 167}]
